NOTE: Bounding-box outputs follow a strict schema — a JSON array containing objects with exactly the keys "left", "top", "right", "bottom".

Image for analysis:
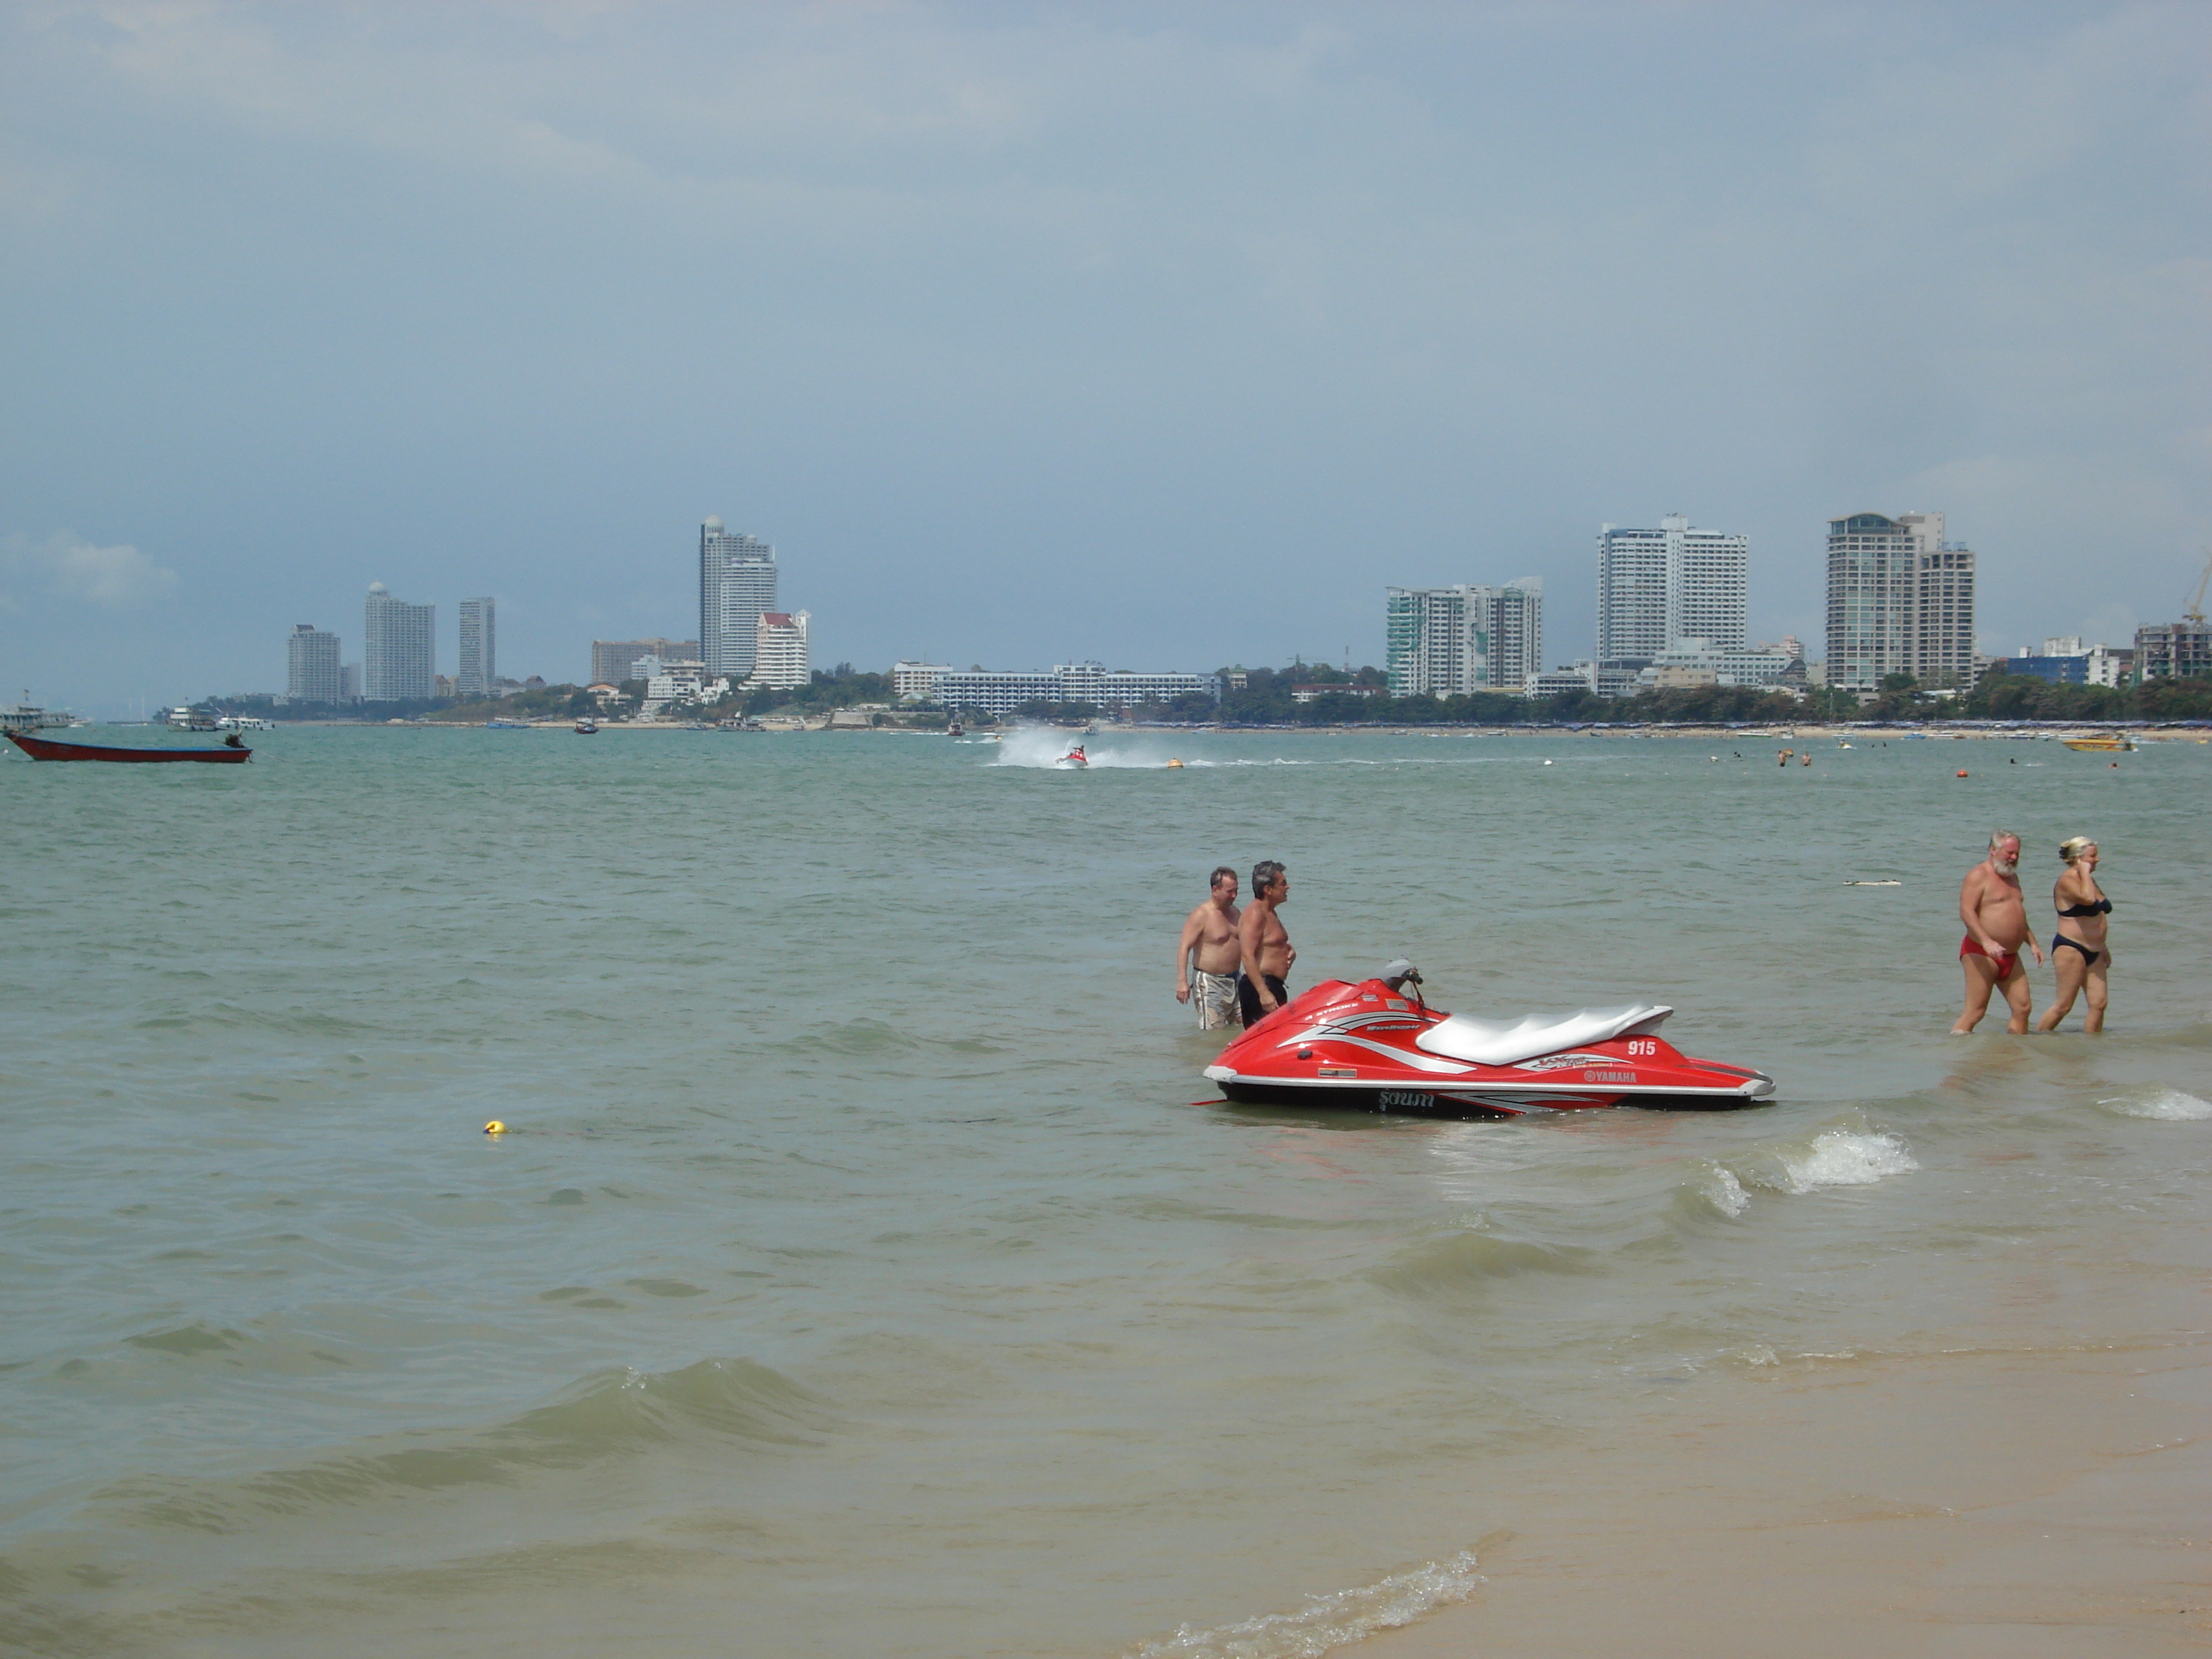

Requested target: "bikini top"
[{"left": 2057, "top": 897, "right": 2112, "bottom": 917}]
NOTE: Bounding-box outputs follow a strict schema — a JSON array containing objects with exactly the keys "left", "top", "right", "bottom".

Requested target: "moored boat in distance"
[
  {"left": 574, "top": 717, "right": 600, "bottom": 734},
  {"left": 6, "top": 730, "right": 251, "bottom": 763}
]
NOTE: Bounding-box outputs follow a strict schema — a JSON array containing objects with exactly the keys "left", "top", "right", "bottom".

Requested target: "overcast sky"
[{"left": 3, "top": 1, "right": 2208, "bottom": 710}]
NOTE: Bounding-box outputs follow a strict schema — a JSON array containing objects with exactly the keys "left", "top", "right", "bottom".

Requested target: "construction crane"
[{"left": 2187, "top": 547, "right": 2212, "bottom": 626}]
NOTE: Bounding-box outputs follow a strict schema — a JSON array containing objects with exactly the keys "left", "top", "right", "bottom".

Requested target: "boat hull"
[{"left": 5, "top": 731, "right": 250, "bottom": 763}]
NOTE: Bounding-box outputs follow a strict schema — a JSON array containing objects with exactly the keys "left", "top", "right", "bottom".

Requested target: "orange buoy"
[{"left": 1955, "top": 769, "right": 1969, "bottom": 778}]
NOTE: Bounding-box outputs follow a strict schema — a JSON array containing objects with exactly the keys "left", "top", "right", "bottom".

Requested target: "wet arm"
[{"left": 1175, "top": 913, "right": 1202, "bottom": 998}]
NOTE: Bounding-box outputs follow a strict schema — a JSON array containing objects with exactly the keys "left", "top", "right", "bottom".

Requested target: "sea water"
[{"left": 2, "top": 727, "right": 2208, "bottom": 1656}]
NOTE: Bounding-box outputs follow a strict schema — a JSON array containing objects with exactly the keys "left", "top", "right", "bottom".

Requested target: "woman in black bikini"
[{"left": 2037, "top": 835, "right": 2111, "bottom": 1033}]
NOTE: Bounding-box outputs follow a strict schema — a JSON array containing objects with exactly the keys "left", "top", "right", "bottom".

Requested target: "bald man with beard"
[{"left": 1953, "top": 829, "right": 2045, "bottom": 1035}]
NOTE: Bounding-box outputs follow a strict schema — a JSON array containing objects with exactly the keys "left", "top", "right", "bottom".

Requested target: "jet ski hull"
[{"left": 1203, "top": 978, "right": 1774, "bottom": 1119}]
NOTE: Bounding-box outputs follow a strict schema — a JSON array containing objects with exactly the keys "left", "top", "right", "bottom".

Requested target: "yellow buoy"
[
  {"left": 1166, "top": 758, "right": 1184, "bottom": 768},
  {"left": 484, "top": 1120, "right": 508, "bottom": 1136}
]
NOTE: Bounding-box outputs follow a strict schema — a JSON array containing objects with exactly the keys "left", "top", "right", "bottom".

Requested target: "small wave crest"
[
  {"left": 101, "top": 1358, "right": 832, "bottom": 1534},
  {"left": 1701, "top": 1165, "right": 1750, "bottom": 1217},
  {"left": 1127, "top": 1550, "right": 1482, "bottom": 1659},
  {"left": 2097, "top": 1087, "right": 2212, "bottom": 1121},
  {"left": 1743, "top": 1130, "right": 1917, "bottom": 1195}
]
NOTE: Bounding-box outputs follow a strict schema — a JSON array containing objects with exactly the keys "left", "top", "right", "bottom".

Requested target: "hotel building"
[
  {"left": 1385, "top": 580, "right": 1544, "bottom": 696},
  {"left": 457, "top": 597, "right": 495, "bottom": 701},
  {"left": 286, "top": 624, "right": 343, "bottom": 703},
  {"left": 364, "top": 583, "right": 435, "bottom": 702},
  {"left": 1824, "top": 512, "right": 1977, "bottom": 694},
  {"left": 752, "top": 611, "right": 812, "bottom": 690},
  {"left": 932, "top": 664, "right": 1220, "bottom": 716},
  {"left": 698, "top": 518, "right": 778, "bottom": 679},
  {"left": 1596, "top": 516, "right": 1748, "bottom": 665}
]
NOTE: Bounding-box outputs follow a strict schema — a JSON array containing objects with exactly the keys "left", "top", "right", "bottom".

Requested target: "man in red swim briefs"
[{"left": 1952, "top": 829, "right": 2044, "bottom": 1034}]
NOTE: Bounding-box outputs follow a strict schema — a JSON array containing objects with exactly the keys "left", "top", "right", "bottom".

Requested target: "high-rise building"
[
  {"left": 698, "top": 518, "right": 778, "bottom": 678},
  {"left": 590, "top": 638, "right": 699, "bottom": 685},
  {"left": 1824, "top": 512, "right": 1977, "bottom": 694},
  {"left": 457, "top": 598, "right": 495, "bottom": 701},
  {"left": 1596, "top": 515, "right": 1748, "bottom": 665},
  {"left": 1385, "top": 581, "right": 1544, "bottom": 696},
  {"left": 752, "top": 611, "right": 811, "bottom": 689},
  {"left": 286, "top": 624, "right": 343, "bottom": 703},
  {"left": 364, "top": 582, "right": 435, "bottom": 701}
]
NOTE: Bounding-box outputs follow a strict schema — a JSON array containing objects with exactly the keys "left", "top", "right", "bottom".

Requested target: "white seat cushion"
[{"left": 1413, "top": 1004, "right": 1673, "bottom": 1069}]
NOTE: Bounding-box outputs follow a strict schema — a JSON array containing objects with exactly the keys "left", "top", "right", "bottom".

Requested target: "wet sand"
[{"left": 1371, "top": 1336, "right": 2212, "bottom": 1658}]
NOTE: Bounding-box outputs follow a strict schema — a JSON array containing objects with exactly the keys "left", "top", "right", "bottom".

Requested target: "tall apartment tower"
[
  {"left": 458, "top": 597, "right": 495, "bottom": 700},
  {"left": 287, "top": 624, "right": 343, "bottom": 703},
  {"left": 698, "top": 517, "right": 778, "bottom": 678},
  {"left": 753, "top": 611, "right": 811, "bottom": 689},
  {"left": 363, "top": 582, "right": 436, "bottom": 701},
  {"left": 1385, "top": 580, "right": 1544, "bottom": 696},
  {"left": 1596, "top": 515, "right": 1748, "bottom": 665},
  {"left": 1824, "top": 512, "right": 1977, "bottom": 694}
]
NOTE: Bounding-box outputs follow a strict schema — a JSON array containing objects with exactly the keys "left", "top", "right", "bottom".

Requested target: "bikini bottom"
[{"left": 2051, "top": 934, "right": 2103, "bottom": 967}]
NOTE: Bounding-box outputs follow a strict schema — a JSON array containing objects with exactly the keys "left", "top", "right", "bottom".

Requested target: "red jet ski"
[{"left": 1203, "top": 962, "right": 1773, "bottom": 1118}]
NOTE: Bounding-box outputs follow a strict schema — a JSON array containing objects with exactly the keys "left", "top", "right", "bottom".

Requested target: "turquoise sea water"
[{"left": 4, "top": 726, "right": 2209, "bottom": 1656}]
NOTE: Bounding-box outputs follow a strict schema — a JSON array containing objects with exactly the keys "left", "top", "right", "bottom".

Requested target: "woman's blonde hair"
[{"left": 2059, "top": 835, "right": 2096, "bottom": 865}]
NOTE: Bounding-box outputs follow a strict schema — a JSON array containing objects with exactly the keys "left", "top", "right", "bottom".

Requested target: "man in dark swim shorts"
[{"left": 1235, "top": 860, "right": 1296, "bottom": 1028}]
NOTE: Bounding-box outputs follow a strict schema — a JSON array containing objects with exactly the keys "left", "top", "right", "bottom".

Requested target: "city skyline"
[{"left": 5, "top": 8, "right": 2206, "bottom": 714}]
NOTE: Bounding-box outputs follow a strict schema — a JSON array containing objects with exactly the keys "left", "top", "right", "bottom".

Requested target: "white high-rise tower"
[
  {"left": 1596, "top": 515, "right": 1748, "bottom": 664},
  {"left": 364, "top": 583, "right": 435, "bottom": 701},
  {"left": 698, "top": 518, "right": 778, "bottom": 678},
  {"left": 1825, "top": 511, "right": 1976, "bottom": 693}
]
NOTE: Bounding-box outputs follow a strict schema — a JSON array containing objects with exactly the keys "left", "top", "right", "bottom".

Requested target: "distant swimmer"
[
  {"left": 1778, "top": 748, "right": 1794, "bottom": 766},
  {"left": 2037, "top": 837, "right": 2112, "bottom": 1034},
  {"left": 1175, "top": 866, "right": 1243, "bottom": 1032},
  {"left": 1951, "top": 830, "right": 2045, "bottom": 1035},
  {"left": 1236, "top": 860, "right": 1296, "bottom": 1027},
  {"left": 1799, "top": 752, "right": 1812, "bottom": 767}
]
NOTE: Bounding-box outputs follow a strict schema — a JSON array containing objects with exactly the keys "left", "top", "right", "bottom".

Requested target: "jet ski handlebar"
[{"left": 1379, "top": 958, "right": 1424, "bottom": 994}]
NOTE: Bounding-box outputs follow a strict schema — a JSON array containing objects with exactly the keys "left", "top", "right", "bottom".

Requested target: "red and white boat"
[{"left": 1204, "top": 963, "right": 1773, "bottom": 1118}]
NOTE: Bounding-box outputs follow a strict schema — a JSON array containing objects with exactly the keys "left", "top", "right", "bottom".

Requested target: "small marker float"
[
  {"left": 1166, "top": 758, "right": 1184, "bottom": 769},
  {"left": 1956, "top": 769, "right": 1969, "bottom": 778},
  {"left": 484, "top": 1120, "right": 508, "bottom": 1136}
]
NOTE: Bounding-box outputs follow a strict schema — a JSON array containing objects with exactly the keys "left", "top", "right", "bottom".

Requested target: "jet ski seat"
[{"left": 1413, "top": 1004, "right": 1673, "bottom": 1069}]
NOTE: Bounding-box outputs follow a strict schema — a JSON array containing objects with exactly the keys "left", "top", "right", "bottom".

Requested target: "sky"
[{"left": 2, "top": 1, "right": 2208, "bottom": 712}]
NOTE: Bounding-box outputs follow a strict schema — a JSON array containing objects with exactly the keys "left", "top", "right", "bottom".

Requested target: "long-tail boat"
[{"left": 4, "top": 730, "right": 251, "bottom": 763}]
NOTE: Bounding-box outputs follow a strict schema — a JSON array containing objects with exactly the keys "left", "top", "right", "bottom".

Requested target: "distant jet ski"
[
  {"left": 1203, "top": 961, "right": 1775, "bottom": 1118},
  {"left": 1057, "top": 745, "right": 1088, "bottom": 769}
]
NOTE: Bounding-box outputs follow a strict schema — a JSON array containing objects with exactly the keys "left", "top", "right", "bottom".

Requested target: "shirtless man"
[
  {"left": 1952, "top": 829, "right": 2045, "bottom": 1035},
  {"left": 1174, "top": 867, "right": 1243, "bottom": 1030},
  {"left": 1235, "top": 860, "right": 1297, "bottom": 1028}
]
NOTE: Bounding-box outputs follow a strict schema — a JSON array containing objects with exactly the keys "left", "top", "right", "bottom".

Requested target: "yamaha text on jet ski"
[{"left": 1203, "top": 962, "right": 1775, "bottom": 1118}]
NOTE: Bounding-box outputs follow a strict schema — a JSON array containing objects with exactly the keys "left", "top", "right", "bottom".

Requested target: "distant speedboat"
[
  {"left": 2060, "top": 734, "right": 2134, "bottom": 752},
  {"left": 574, "top": 717, "right": 600, "bottom": 735}
]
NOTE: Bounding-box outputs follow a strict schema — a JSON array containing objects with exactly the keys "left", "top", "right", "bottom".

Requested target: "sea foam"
[
  {"left": 1127, "top": 1550, "right": 1483, "bottom": 1659},
  {"left": 2098, "top": 1087, "right": 2212, "bottom": 1122},
  {"left": 1761, "top": 1130, "right": 1917, "bottom": 1195}
]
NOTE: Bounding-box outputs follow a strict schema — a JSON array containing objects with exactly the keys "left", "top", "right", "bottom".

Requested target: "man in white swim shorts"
[{"left": 1176, "top": 866, "right": 1244, "bottom": 1031}]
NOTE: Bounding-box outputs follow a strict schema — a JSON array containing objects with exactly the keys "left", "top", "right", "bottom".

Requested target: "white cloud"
[{"left": 2, "top": 531, "right": 179, "bottom": 608}]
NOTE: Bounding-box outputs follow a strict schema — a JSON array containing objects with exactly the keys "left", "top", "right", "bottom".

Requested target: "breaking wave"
[
  {"left": 1740, "top": 1129, "right": 1917, "bottom": 1195},
  {"left": 1126, "top": 1550, "right": 1483, "bottom": 1659},
  {"left": 2097, "top": 1087, "right": 2212, "bottom": 1122}
]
